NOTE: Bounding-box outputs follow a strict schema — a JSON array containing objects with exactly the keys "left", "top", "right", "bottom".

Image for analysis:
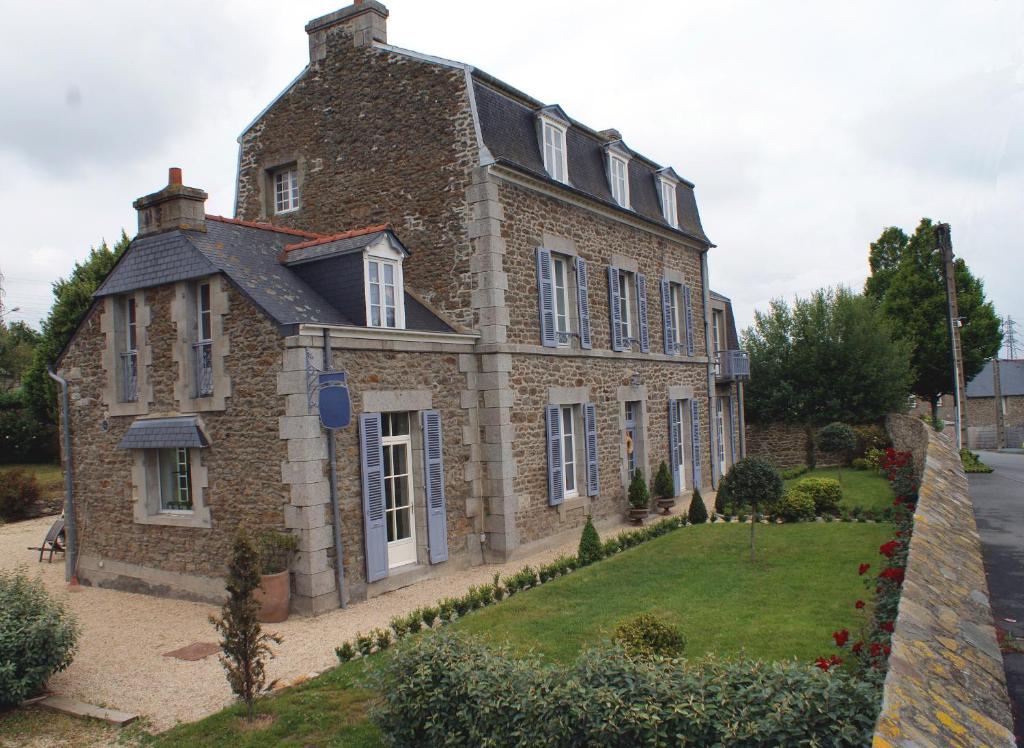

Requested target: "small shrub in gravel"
[
  {"left": 405, "top": 611, "right": 423, "bottom": 634},
  {"left": 373, "top": 628, "right": 392, "bottom": 651},
  {"left": 491, "top": 573, "right": 505, "bottom": 601},
  {"left": 420, "top": 606, "right": 439, "bottom": 628},
  {"left": 355, "top": 632, "right": 373, "bottom": 656},
  {"left": 390, "top": 615, "right": 410, "bottom": 639},
  {"left": 0, "top": 569, "right": 79, "bottom": 705},
  {"left": 438, "top": 598, "right": 457, "bottom": 621},
  {"left": 335, "top": 642, "right": 355, "bottom": 662}
]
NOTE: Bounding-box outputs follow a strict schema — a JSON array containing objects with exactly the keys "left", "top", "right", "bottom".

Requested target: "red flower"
[
  {"left": 815, "top": 655, "right": 843, "bottom": 672},
  {"left": 880, "top": 621, "right": 894, "bottom": 633},
  {"left": 852, "top": 641, "right": 864, "bottom": 654},
  {"left": 879, "top": 540, "right": 901, "bottom": 558},
  {"left": 858, "top": 563, "right": 871, "bottom": 575},
  {"left": 893, "top": 497, "right": 903, "bottom": 506},
  {"left": 870, "top": 642, "right": 884, "bottom": 657},
  {"left": 879, "top": 567, "right": 905, "bottom": 584},
  {"left": 832, "top": 629, "right": 850, "bottom": 648},
  {"left": 855, "top": 600, "right": 865, "bottom": 609},
  {"left": 883, "top": 645, "right": 891, "bottom": 656}
]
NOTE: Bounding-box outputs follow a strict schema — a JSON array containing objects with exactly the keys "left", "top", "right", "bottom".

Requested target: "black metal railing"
[
  {"left": 716, "top": 349, "right": 750, "bottom": 381},
  {"left": 121, "top": 351, "right": 138, "bottom": 402},
  {"left": 194, "top": 341, "right": 213, "bottom": 397}
]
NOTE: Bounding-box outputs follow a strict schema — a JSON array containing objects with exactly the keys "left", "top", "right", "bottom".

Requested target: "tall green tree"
[
  {"left": 0, "top": 322, "right": 40, "bottom": 390},
  {"left": 865, "top": 218, "right": 1002, "bottom": 419},
  {"left": 22, "top": 233, "right": 129, "bottom": 423},
  {"left": 742, "top": 287, "right": 912, "bottom": 425}
]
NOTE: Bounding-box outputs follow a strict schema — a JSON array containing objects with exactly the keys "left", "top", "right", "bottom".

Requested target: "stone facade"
[
  {"left": 744, "top": 421, "right": 847, "bottom": 469},
  {"left": 875, "top": 415, "right": 1016, "bottom": 747}
]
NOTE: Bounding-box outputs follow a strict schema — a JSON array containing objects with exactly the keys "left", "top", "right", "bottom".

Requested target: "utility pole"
[
  {"left": 993, "top": 358, "right": 1005, "bottom": 449},
  {"left": 936, "top": 224, "right": 968, "bottom": 451},
  {"left": 1005, "top": 316, "right": 1019, "bottom": 360}
]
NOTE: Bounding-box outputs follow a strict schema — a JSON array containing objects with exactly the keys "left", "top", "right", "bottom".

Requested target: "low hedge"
[
  {"left": 790, "top": 477, "right": 842, "bottom": 515},
  {"left": 776, "top": 489, "right": 816, "bottom": 522},
  {"left": 373, "top": 632, "right": 880, "bottom": 747}
]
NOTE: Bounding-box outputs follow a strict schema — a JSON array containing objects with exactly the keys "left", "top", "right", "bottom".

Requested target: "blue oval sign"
[{"left": 318, "top": 371, "right": 351, "bottom": 430}]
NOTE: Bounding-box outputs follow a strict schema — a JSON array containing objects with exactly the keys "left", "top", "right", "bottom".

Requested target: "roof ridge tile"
[
  {"left": 206, "top": 214, "right": 324, "bottom": 239},
  {"left": 282, "top": 224, "right": 392, "bottom": 252}
]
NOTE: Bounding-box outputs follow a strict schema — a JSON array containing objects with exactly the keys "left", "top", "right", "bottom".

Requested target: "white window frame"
[
  {"left": 124, "top": 297, "right": 138, "bottom": 353},
  {"left": 608, "top": 153, "right": 630, "bottom": 208},
  {"left": 552, "top": 254, "right": 572, "bottom": 343},
  {"left": 381, "top": 412, "right": 416, "bottom": 568},
  {"left": 618, "top": 271, "right": 635, "bottom": 343},
  {"left": 363, "top": 239, "right": 407, "bottom": 330},
  {"left": 672, "top": 401, "right": 686, "bottom": 493},
  {"left": 541, "top": 118, "right": 569, "bottom": 184},
  {"left": 560, "top": 404, "right": 578, "bottom": 499},
  {"left": 659, "top": 176, "right": 678, "bottom": 228},
  {"left": 273, "top": 167, "right": 299, "bottom": 214},
  {"left": 669, "top": 282, "right": 683, "bottom": 350},
  {"left": 197, "top": 283, "right": 212, "bottom": 344},
  {"left": 713, "top": 310, "right": 725, "bottom": 354},
  {"left": 157, "top": 447, "right": 193, "bottom": 514},
  {"left": 715, "top": 398, "right": 727, "bottom": 476}
]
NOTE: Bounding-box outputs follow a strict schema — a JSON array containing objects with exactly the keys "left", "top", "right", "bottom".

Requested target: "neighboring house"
[
  {"left": 709, "top": 292, "right": 750, "bottom": 477},
  {"left": 56, "top": 1, "right": 746, "bottom": 614}
]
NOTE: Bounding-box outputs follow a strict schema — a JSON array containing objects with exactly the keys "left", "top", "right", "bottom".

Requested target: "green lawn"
[
  {"left": 148, "top": 522, "right": 891, "bottom": 747},
  {"left": 785, "top": 467, "right": 894, "bottom": 513},
  {"left": 0, "top": 462, "right": 63, "bottom": 496}
]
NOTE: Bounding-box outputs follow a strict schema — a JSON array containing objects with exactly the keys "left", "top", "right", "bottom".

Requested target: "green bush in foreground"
[
  {"left": 577, "top": 515, "right": 602, "bottom": 566},
  {"left": 777, "top": 489, "right": 816, "bottom": 522},
  {"left": 612, "top": 613, "right": 685, "bottom": 658},
  {"left": 0, "top": 569, "right": 79, "bottom": 705},
  {"left": 373, "top": 632, "right": 880, "bottom": 747},
  {"left": 687, "top": 488, "right": 708, "bottom": 524},
  {"left": 791, "top": 477, "right": 843, "bottom": 515}
]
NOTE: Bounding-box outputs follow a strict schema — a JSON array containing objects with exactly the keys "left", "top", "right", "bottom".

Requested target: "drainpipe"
[
  {"left": 700, "top": 252, "right": 719, "bottom": 489},
  {"left": 322, "top": 329, "right": 347, "bottom": 608},
  {"left": 47, "top": 367, "right": 78, "bottom": 583}
]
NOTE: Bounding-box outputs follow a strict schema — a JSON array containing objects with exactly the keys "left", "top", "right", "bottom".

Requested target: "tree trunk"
[
  {"left": 749, "top": 515, "right": 756, "bottom": 562},
  {"left": 930, "top": 395, "right": 940, "bottom": 423}
]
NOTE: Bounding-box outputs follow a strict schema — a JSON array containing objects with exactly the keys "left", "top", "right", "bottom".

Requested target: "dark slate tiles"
[{"left": 117, "top": 417, "right": 209, "bottom": 450}]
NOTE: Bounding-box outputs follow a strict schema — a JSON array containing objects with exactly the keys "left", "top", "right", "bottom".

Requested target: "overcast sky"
[{"left": 1, "top": 1, "right": 1021, "bottom": 347}]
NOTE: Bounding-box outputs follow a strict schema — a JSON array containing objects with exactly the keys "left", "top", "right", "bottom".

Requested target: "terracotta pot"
[
  {"left": 627, "top": 507, "right": 649, "bottom": 525},
  {"left": 656, "top": 498, "right": 676, "bottom": 515},
  {"left": 254, "top": 570, "right": 290, "bottom": 623}
]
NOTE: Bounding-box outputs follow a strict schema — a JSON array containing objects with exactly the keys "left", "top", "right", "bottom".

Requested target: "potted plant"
[
  {"left": 627, "top": 468, "right": 650, "bottom": 525},
  {"left": 653, "top": 461, "right": 675, "bottom": 515},
  {"left": 253, "top": 530, "right": 298, "bottom": 623}
]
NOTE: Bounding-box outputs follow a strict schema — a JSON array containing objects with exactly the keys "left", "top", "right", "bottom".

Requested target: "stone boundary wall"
[
  {"left": 744, "top": 421, "right": 844, "bottom": 470},
  {"left": 874, "top": 415, "right": 1015, "bottom": 747}
]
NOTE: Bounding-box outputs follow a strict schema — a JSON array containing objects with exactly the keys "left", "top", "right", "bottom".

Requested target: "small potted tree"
[
  {"left": 627, "top": 468, "right": 650, "bottom": 525},
  {"left": 254, "top": 531, "right": 298, "bottom": 623},
  {"left": 716, "top": 458, "right": 783, "bottom": 561},
  {"left": 653, "top": 461, "right": 675, "bottom": 515}
]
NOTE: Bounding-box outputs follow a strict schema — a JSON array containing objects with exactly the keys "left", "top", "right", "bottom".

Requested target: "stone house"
[{"left": 55, "top": 1, "right": 748, "bottom": 614}]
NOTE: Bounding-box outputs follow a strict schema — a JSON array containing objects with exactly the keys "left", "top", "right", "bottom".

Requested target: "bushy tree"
[
  {"left": 210, "top": 532, "right": 282, "bottom": 720},
  {"left": 742, "top": 287, "right": 912, "bottom": 425},
  {"left": 716, "top": 458, "right": 784, "bottom": 561},
  {"left": 0, "top": 321, "right": 40, "bottom": 390},
  {"left": 577, "top": 516, "right": 602, "bottom": 566},
  {"left": 22, "top": 233, "right": 129, "bottom": 424},
  {"left": 866, "top": 219, "right": 1002, "bottom": 419},
  {"left": 687, "top": 489, "right": 708, "bottom": 524}
]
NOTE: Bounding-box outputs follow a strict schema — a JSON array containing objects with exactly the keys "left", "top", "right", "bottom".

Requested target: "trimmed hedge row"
[{"left": 372, "top": 632, "right": 880, "bottom": 747}]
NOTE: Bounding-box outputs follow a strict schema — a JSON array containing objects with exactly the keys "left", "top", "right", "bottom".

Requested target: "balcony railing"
[
  {"left": 194, "top": 341, "right": 213, "bottom": 397},
  {"left": 120, "top": 351, "right": 138, "bottom": 402},
  {"left": 716, "top": 349, "right": 750, "bottom": 381}
]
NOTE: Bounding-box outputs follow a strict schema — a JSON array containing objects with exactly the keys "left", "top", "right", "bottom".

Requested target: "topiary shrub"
[
  {"left": 818, "top": 422, "right": 856, "bottom": 464},
  {"left": 792, "top": 477, "right": 842, "bottom": 515},
  {"left": 716, "top": 458, "right": 784, "bottom": 561},
  {"left": 776, "top": 488, "right": 816, "bottom": 522},
  {"left": 653, "top": 460, "right": 674, "bottom": 501},
  {"left": 612, "top": 613, "right": 686, "bottom": 658},
  {"left": 628, "top": 468, "right": 650, "bottom": 510},
  {"left": 577, "top": 515, "right": 602, "bottom": 566},
  {"left": 0, "top": 569, "right": 79, "bottom": 705},
  {"left": 687, "top": 489, "right": 708, "bottom": 524},
  {"left": 0, "top": 469, "right": 40, "bottom": 521}
]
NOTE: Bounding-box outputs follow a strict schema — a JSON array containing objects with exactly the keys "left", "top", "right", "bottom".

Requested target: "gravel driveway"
[{"left": 1, "top": 514, "right": 632, "bottom": 731}]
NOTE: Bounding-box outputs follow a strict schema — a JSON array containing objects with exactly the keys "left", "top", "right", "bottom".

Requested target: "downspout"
[
  {"left": 700, "top": 252, "right": 719, "bottom": 488},
  {"left": 322, "top": 329, "right": 347, "bottom": 608},
  {"left": 47, "top": 367, "right": 78, "bottom": 583}
]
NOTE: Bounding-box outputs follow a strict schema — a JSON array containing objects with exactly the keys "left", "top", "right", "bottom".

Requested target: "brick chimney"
[
  {"left": 306, "top": 1, "right": 388, "bottom": 62},
  {"left": 133, "top": 168, "right": 208, "bottom": 236}
]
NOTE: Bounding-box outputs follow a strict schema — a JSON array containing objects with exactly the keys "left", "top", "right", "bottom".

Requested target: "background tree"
[
  {"left": 0, "top": 322, "right": 40, "bottom": 391},
  {"left": 22, "top": 233, "right": 129, "bottom": 424},
  {"left": 866, "top": 218, "right": 1002, "bottom": 419},
  {"left": 716, "top": 458, "right": 783, "bottom": 561},
  {"left": 742, "top": 287, "right": 912, "bottom": 424}
]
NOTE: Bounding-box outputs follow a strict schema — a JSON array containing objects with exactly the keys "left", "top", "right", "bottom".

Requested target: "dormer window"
[
  {"left": 364, "top": 239, "right": 406, "bottom": 329},
  {"left": 273, "top": 167, "right": 299, "bottom": 214},
  {"left": 608, "top": 153, "right": 630, "bottom": 208},
  {"left": 658, "top": 176, "right": 678, "bottom": 228},
  {"left": 541, "top": 120, "right": 568, "bottom": 184}
]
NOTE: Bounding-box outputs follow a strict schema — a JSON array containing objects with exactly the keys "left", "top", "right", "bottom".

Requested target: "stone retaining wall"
[
  {"left": 744, "top": 421, "right": 844, "bottom": 469},
  {"left": 874, "top": 415, "right": 1015, "bottom": 747}
]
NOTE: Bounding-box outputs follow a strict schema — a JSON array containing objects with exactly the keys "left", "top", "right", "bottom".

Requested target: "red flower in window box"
[
  {"left": 855, "top": 599, "right": 865, "bottom": 609},
  {"left": 858, "top": 563, "right": 870, "bottom": 575},
  {"left": 832, "top": 629, "right": 850, "bottom": 648}
]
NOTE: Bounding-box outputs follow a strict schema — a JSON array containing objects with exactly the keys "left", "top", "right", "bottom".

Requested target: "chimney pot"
[
  {"left": 133, "top": 171, "right": 208, "bottom": 236},
  {"left": 168, "top": 167, "right": 182, "bottom": 185},
  {"left": 306, "top": 1, "right": 388, "bottom": 61}
]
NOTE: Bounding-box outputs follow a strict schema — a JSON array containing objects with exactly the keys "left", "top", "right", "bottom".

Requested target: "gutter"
[
  {"left": 323, "top": 329, "right": 347, "bottom": 608},
  {"left": 47, "top": 367, "right": 78, "bottom": 583}
]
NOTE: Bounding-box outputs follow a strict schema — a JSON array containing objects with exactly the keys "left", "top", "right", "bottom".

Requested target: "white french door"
[
  {"left": 672, "top": 401, "right": 686, "bottom": 492},
  {"left": 715, "top": 398, "right": 727, "bottom": 477},
  {"left": 382, "top": 412, "right": 416, "bottom": 568}
]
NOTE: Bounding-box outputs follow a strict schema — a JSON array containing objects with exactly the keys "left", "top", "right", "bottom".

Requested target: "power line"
[{"left": 1005, "top": 315, "right": 1020, "bottom": 359}]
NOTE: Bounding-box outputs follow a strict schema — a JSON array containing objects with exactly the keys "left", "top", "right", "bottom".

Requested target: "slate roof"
[
  {"left": 966, "top": 360, "right": 1024, "bottom": 398},
  {"left": 471, "top": 76, "right": 711, "bottom": 246},
  {"left": 117, "top": 416, "right": 209, "bottom": 450},
  {"left": 94, "top": 217, "right": 454, "bottom": 333}
]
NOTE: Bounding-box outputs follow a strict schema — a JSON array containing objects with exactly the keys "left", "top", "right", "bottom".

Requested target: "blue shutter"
[
  {"left": 608, "top": 266, "right": 623, "bottom": 352},
  {"left": 584, "top": 402, "right": 599, "bottom": 496},
  {"left": 690, "top": 399, "right": 702, "bottom": 489},
  {"left": 668, "top": 399, "right": 681, "bottom": 494},
  {"left": 421, "top": 409, "right": 448, "bottom": 564},
  {"left": 359, "top": 413, "right": 388, "bottom": 583},
  {"left": 661, "top": 280, "right": 677, "bottom": 355},
  {"left": 683, "top": 284, "right": 695, "bottom": 357},
  {"left": 725, "top": 398, "right": 736, "bottom": 467},
  {"left": 536, "top": 247, "right": 557, "bottom": 347},
  {"left": 636, "top": 273, "right": 650, "bottom": 353},
  {"left": 576, "top": 256, "right": 592, "bottom": 350},
  {"left": 545, "top": 405, "right": 564, "bottom": 506}
]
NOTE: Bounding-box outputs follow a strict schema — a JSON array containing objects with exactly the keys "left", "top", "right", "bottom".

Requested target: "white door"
[
  {"left": 715, "top": 398, "right": 727, "bottom": 477},
  {"left": 672, "top": 401, "right": 686, "bottom": 492},
  {"left": 381, "top": 412, "right": 416, "bottom": 568}
]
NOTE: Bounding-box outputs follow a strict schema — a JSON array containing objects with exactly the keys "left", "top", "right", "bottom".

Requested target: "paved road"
[{"left": 970, "top": 450, "right": 1024, "bottom": 745}]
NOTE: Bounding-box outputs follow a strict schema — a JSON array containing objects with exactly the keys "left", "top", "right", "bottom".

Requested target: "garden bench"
[{"left": 27, "top": 518, "right": 66, "bottom": 563}]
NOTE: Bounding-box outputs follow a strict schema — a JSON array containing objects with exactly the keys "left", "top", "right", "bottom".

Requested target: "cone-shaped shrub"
[
  {"left": 628, "top": 468, "right": 650, "bottom": 509},
  {"left": 577, "top": 515, "right": 602, "bottom": 566},
  {"left": 653, "top": 461, "right": 674, "bottom": 501},
  {"left": 687, "top": 489, "right": 708, "bottom": 524}
]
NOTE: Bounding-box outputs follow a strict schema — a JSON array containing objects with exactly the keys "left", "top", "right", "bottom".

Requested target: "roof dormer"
[
  {"left": 536, "top": 105, "right": 571, "bottom": 185},
  {"left": 604, "top": 140, "right": 633, "bottom": 210},
  {"left": 656, "top": 167, "right": 682, "bottom": 228}
]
